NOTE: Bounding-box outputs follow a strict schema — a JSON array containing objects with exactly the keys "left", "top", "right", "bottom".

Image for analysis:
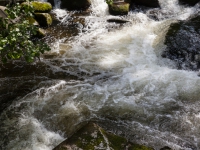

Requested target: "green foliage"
[
  {"left": 0, "top": 2, "right": 50, "bottom": 63},
  {"left": 106, "top": 0, "right": 113, "bottom": 5}
]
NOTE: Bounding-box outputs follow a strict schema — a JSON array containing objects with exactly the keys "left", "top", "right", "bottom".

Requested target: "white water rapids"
[{"left": 1, "top": 0, "right": 200, "bottom": 149}]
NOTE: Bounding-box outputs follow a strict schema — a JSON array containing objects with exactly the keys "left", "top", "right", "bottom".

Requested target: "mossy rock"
[
  {"left": 53, "top": 122, "right": 154, "bottom": 150},
  {"left": 36, "top": 28, "right": 46, "bottom": 38},
  {"left": 61, "top": 0, "right": 91, "bottom": 10},
  {"left": 27, "top": 17, "right": 39, "bottom": 26},
  {"left": 22, "top": 1, "right": 52, "bottom": 13},
  {"left": 34, "top": 13, "right": 52, "bottom": 27},
  {"left": 108, "top": 2, "right": 130, "bottom": 16}
]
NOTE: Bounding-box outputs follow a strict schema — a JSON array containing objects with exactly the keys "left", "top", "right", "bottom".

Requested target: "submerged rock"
[
  {"left": 34, "top": 13, "right": 52, "bottom": 27},
  {"left": 160, "top": 146, "right": 172, "bottom": 150},
  {"left": 179, "top": 0, "right": 200, "bottom": 6},
  {"left": 107, "top": 18, "right": 131, "bottom": 23},
  {"left": 61, "top": 0, "right": 91, "bottom": 10},
  {"left": 109, "top": 2, "right": 130, "bottom": 16},
  {"left": 53, "top": 122, "right": 154, "bottom": 150},
  {"left": 163, "top": 14, "right": 200, "bottom": 70},
  {"left": 131, "top": 0, "right": 160, "bottom": 8}
]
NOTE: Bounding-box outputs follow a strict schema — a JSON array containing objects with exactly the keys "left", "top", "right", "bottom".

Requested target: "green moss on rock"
[
  {"left": 32, "top": 1, "right": 52, "bottom": 13},
  {"left": 53, "top": 122, "right": 154, "bottom": 150},
  {"left": 34, "top": 13, "right": 52, "bottom": 27},
  {"left": 109, "top": 2, "right": 130, "bottom": 16},
  {"left": 22, "top": 1, "right": 52, "bottom": 13},
  {"left": 27, "top": 17, "right": 39, "bottom": 26},
  {"left": 36, "top": 28, "right": 46, "bottom": 38}
]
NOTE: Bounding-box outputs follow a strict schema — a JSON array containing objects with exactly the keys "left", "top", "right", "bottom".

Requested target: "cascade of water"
[{"left": 1, "top": 0, "right": 200, "bottom": 150}]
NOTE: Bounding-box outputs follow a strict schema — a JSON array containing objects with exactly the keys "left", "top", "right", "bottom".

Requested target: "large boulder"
[
  {"left": 131, "top": 0, "right": 160, "bottom": 7},
  {"left": 163, "top": 14, "right": 200, "bottom": 70},
  {"left": 179, "top": 0, "right": 200, "bottom": 6},
  {"left": 21, "top": 1, "right": 52, "bottom": 13},
  {"left": 61, "top": 0, "right": 91, "bottom": 10},
  {"left": 34, "top": 13, "right": 52, "bottom": 27},
  {"left": 53, "top": 122, "right": 154, "bottom": 150},
  {"left": 109, "top": 2, "right": 130, "bottom": 16}
]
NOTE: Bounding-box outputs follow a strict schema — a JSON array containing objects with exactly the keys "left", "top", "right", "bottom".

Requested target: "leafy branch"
[
  {"left": 106, "top": 0, "right": 113, "bottom": 5},
  {"left": 0, "top": 2, "right": 50, "bottom": 63}
]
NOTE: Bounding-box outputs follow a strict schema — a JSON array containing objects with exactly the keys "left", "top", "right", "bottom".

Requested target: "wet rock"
[
  {"left": 131, "top": 0, "right": 160, "bottom": 8},
  {"left": 34, "top": 13, "right": 52, "bottom": 27},
  {"left": 163, "top": 14, "right": 200, "bottom": 70},
  {"left": 27, "top": 17, "right": 39, "bottom": 26},
  {"left": 26, "top": 17, "right": 46, "bottom": 38},
  {"left": 53, "top": 122, "right": 154, "bottom": 150},
  {"left": 0, "top": 6, "right": 7, "bottom": 18},
  {"left": 160, "top": 146, "right": 172, "bottom": 150},
  {"left": 61, "top": 0, "right": 91, "bottom": 10},
  {"left": 0, "top": 61, "right": 79, "bottom": 113},
  {"left": 36, "top": 28, "right": 46, "bottom": 38},
  {"left": 21, "top": 1, "right": 52, "bottom": 13},
  {"left": 107, "top": 18, "right": 131, "bottom": 23},
  {"left": 179, "top": 0, "right": 200, "bottom": 6},
  {"left": 108, "top": 2, "right": 130, "bottom": 16}
]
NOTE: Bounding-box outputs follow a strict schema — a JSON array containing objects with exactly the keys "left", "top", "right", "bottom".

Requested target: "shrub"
[{"left": 0, "top": 3, "right": 50, "bottom": 63}]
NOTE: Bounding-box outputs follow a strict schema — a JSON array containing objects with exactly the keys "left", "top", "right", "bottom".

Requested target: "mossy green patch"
[
  {"left": 22, "top": 1, "right": 52, "bottom": 13},
  {"left": 53, "top": 122, "right": 154, "bottom": 150},
  {"left": 27, "top": 17, "right": 39, "bottom": 26},
  {"left": 31, "top": 1, "right": 52, "bottom": 13},
  {"left": 36, "top": 28, "right": 46, "bottom": 38},
  {"left": 109, "top": 2, "right": 130, "bottom": 16},
  {"left": 34, "top": 13, "right": 52, "bottom": 27}
]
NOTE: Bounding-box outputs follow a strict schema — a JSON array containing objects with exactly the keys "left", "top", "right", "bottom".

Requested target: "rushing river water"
[{"left": 1, "top": 0, "right": 200, "bottom": 150}]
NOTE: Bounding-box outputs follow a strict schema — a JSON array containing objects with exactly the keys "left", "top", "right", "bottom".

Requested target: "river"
[{"left": 0, "top": 0, "right": 200, "bottom": 149}]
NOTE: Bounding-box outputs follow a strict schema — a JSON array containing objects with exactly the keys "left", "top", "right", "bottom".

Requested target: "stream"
[{"left": 1, "top": 0, "right": 200, "bottom": 149}]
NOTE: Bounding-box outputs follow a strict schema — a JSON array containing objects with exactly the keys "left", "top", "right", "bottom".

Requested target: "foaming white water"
[
  {"left": 158, "top": 0, "right": 197, "bottom": 20},
  {"left": 1, "top": 0, "right": 200, "bottom": 150},
  {"left": 90, "top": 0, "right": 108, "bottom": 16}
]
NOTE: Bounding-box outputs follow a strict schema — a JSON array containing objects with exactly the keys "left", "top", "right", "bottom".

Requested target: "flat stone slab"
[{"left": 53, "top": 122, "right": 154, "bottom": 150}]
